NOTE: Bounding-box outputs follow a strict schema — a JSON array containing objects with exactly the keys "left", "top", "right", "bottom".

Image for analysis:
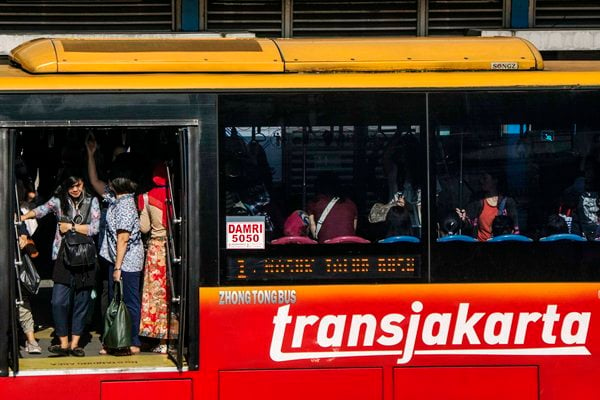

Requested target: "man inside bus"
[{"left": 455, "top": 171, "right": 519, "bottom": 241}]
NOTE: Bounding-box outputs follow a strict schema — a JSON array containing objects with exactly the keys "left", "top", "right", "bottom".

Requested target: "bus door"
[
  {"left": 1, "top": 128, "right": 19, "bottom": 376},
  {"left": 164, "top": 126, "right": 188, "bottom": 371},
  {"left": 2, "top": 121, "right": 193, "bottom": 374}
]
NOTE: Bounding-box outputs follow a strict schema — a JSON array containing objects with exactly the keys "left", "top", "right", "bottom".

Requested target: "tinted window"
[
  {"left": 432, "top": 91, "right": 600, "bottom": 282},
  {"left": 219, "top": 93, "right": 427, "bottom": 283}
]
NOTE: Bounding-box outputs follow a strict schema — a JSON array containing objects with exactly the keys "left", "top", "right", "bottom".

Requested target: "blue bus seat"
[
  {"left": 324, "top": 235, "right": 370, "bottom": 244},
  {"left": 539, "top": 234, "right": 587, "bottom": 242},
  {"left": 378, "top": 235, "right": 420, "bottom": 244},
  {"left": 487, "top": 234, "right": 533, "bottom": 243},
  {"left": 271, "top": 236, "right": 317, "bottom": 245},
  {"left": 436, "top": 235, "right": 477, "bottom": 243}
]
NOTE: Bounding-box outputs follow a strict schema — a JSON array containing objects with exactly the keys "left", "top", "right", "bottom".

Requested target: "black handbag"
[
  {"left": 63, "top": 231, "right": 97, "bottom": 267},
  {"left": 102, "top": 281, "right": 132, "bottom": 350},
  {"left": 18, "top": 253, "right": 41, "bottom": 295}
]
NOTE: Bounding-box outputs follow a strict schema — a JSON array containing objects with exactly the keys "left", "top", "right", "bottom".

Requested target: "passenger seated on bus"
[
  {"left": 556, "top": 181, "right": 582, "bottom": 235},
  {"left": 456, "top": 171, "right": 519, "bottom": 242},
  {"left": 307, "top": 171, "right": 358, "bottom": 243},
  {"left": 368, "top": 193, "right": 413, "bottom": 239},
  {"left": 545, "top": 214, "right": 570, "bottom": 236},
  {"left": 491, "top": 215, "right": 515, "bottom": 238},
  {"left": 384, "top": 199, "right": 414, "bottom": 238}
]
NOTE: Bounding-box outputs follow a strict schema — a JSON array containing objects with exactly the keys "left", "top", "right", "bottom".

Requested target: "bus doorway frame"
[{"left": 0, "top": 120, "right": 198, "bottom": 375}]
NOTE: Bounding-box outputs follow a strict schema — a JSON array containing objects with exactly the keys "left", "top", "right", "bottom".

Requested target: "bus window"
[
  {"left": 431, "top": 90, "right": 600, "bottom": 282},
  {"left": 218, "top": 93, "right": 427, "bottom": 283}
]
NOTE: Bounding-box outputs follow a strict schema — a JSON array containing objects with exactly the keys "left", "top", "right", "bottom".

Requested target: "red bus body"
[{"left": 2, "top": 283, "right": 598, "bottom": 400}]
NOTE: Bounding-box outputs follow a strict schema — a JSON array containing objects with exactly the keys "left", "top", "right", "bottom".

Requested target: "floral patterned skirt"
[{"left": 139, "top": 238, "right": 169, "bottom": 339}]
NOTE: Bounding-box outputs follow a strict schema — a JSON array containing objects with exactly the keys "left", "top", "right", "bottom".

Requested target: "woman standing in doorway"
[
  {"left": 87, "top": 138, "right": 144, "bottom": 355},
  {"left": 21, "top": 174, "right": 100, "bottom": 357},
  {"left": 138, "top": 162, "right": 170, "bottom": 353}
]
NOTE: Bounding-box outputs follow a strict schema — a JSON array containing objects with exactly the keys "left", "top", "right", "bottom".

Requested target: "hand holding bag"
[
  {"left": 102, "top": 280, "right": 132, "bottom": 350},
  {"left": 368, "top": 202, "right": 394, "bottom": 223}
]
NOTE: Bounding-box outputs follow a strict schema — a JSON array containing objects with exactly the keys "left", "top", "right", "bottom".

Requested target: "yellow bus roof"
[
  {"left": 1, "top": 61, "right": 600, "bottom": 91},
  {"left": 9, "top": 37, "right": 543, "bottom": 74},
  {"left": 2, "top": 38, "right": 600, "bottom": 91}
]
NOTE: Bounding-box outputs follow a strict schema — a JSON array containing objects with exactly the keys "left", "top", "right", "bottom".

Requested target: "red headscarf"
[{"left": 138, "top": 163, "right": 169, "bottom": 227}]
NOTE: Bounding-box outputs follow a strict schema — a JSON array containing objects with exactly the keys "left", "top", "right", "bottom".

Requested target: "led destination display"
[{"left": 226, "top": 255, "right": 419, "bottom": 281}]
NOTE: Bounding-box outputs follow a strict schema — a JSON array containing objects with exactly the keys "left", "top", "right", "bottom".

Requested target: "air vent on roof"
[
  {"left": 428, "top": 0, "right": 505, "bottom": 36},
  {"left": 535, "top": 0, "right": 600, "bottom": 28},
  {"left": 206, "top": 0, "right": 282, "bottom": 37},
  {"left": 292, "top": 0, "right": 418, "bottom": 37},
  {"left": 0, "top": 0, "right": 173, "bottom": 31}
]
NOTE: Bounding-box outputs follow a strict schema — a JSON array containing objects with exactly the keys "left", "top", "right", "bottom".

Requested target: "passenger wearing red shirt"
[
  {"left": 307, "top": 172, "right": 358, "bottom": 243},
  {"left": 455, "top": 172, "right": 519, "bottom": 241}
]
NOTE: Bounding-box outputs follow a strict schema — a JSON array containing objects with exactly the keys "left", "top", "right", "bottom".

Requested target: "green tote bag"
[{"left": 102, "top": 280, "right": 132, "bottom": 349}]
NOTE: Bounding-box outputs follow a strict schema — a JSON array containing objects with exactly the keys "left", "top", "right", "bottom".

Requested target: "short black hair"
[
  {"left": 109, "top": 159, "right": 138, "bottom": 195},
  {"left": 546, "top": 214, "right": 569, "bottom": 235}
]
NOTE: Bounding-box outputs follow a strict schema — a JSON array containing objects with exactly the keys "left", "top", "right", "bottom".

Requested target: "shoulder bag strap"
[
  {"left": 315, "top": 197, "right": 339, "bottom": 238},
  {"left": 497, "top": 197, "right": 508, "bottom": 216},
  {"left": 78, "top": 196, "right": 93, "bottom": 225}
]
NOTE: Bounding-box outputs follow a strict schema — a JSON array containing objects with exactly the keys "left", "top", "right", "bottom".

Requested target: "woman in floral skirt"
[{"left": 138, "top": 163, "right": 170, "bottom": 353}]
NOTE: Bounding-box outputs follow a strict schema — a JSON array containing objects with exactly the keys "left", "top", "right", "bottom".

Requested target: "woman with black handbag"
[{"left": 21, "top": 174, "right": 100, "bottom": 357}]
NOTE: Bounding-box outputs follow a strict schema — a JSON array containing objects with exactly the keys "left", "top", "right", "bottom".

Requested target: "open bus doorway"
[{"left": 10, "top": 125, "right": 187, "bottom": 374}]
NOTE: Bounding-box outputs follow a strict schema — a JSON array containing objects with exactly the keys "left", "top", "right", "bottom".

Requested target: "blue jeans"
[
  {"left": 51, "top": 283, "right": 91, "bottom": 337},
  {"left": 107, "top": 264, "right": 141, "bottom": 347}
]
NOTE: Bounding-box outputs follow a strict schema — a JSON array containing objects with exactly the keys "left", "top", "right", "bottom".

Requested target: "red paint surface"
[
  {"left": 393, "top": 366, "right": 538, "bottom": 400},
  {"left": 220, "top": 368, "right": 382, "bottom": 400},
  {"left": 101, "top": 379, "right": 192, "bottom": 400},
  {"left": 2, "top": 283, "right": 600, "bottom": 400}
]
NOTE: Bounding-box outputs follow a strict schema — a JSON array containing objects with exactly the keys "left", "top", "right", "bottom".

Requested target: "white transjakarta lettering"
[{"left": 270, "top": 302, "right": 591, "bottom": 364}]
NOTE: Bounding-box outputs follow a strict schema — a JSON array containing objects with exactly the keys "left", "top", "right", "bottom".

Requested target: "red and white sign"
[
  {"left": 226, "top": 216, "right": 265, "bottom": 249},
  {"left": 200, "top": 283, "right": 600, "bottom": 399}
]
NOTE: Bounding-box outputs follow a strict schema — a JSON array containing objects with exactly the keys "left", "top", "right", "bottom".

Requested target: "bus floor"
[{"left": 15, "top": 283, "right": 178, "bottom": 374}]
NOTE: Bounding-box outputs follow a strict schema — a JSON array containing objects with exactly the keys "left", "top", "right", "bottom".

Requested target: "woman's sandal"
[
  {"left": 48, "top": 344, "right": 70, "bottom": 357},
  {"left": 98, "top": 347, "right": 108, "bottom": 355},
  {"left": 70, "top": 347, "right": 85, "bottom": 357},
  {"left": 129, "top": 346, "right": 141, "bottom": 355}
]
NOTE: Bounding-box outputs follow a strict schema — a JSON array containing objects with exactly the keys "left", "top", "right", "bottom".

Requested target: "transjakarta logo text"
[{"left": 270, "top": 302, "right": 591, "bottom": 364}]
